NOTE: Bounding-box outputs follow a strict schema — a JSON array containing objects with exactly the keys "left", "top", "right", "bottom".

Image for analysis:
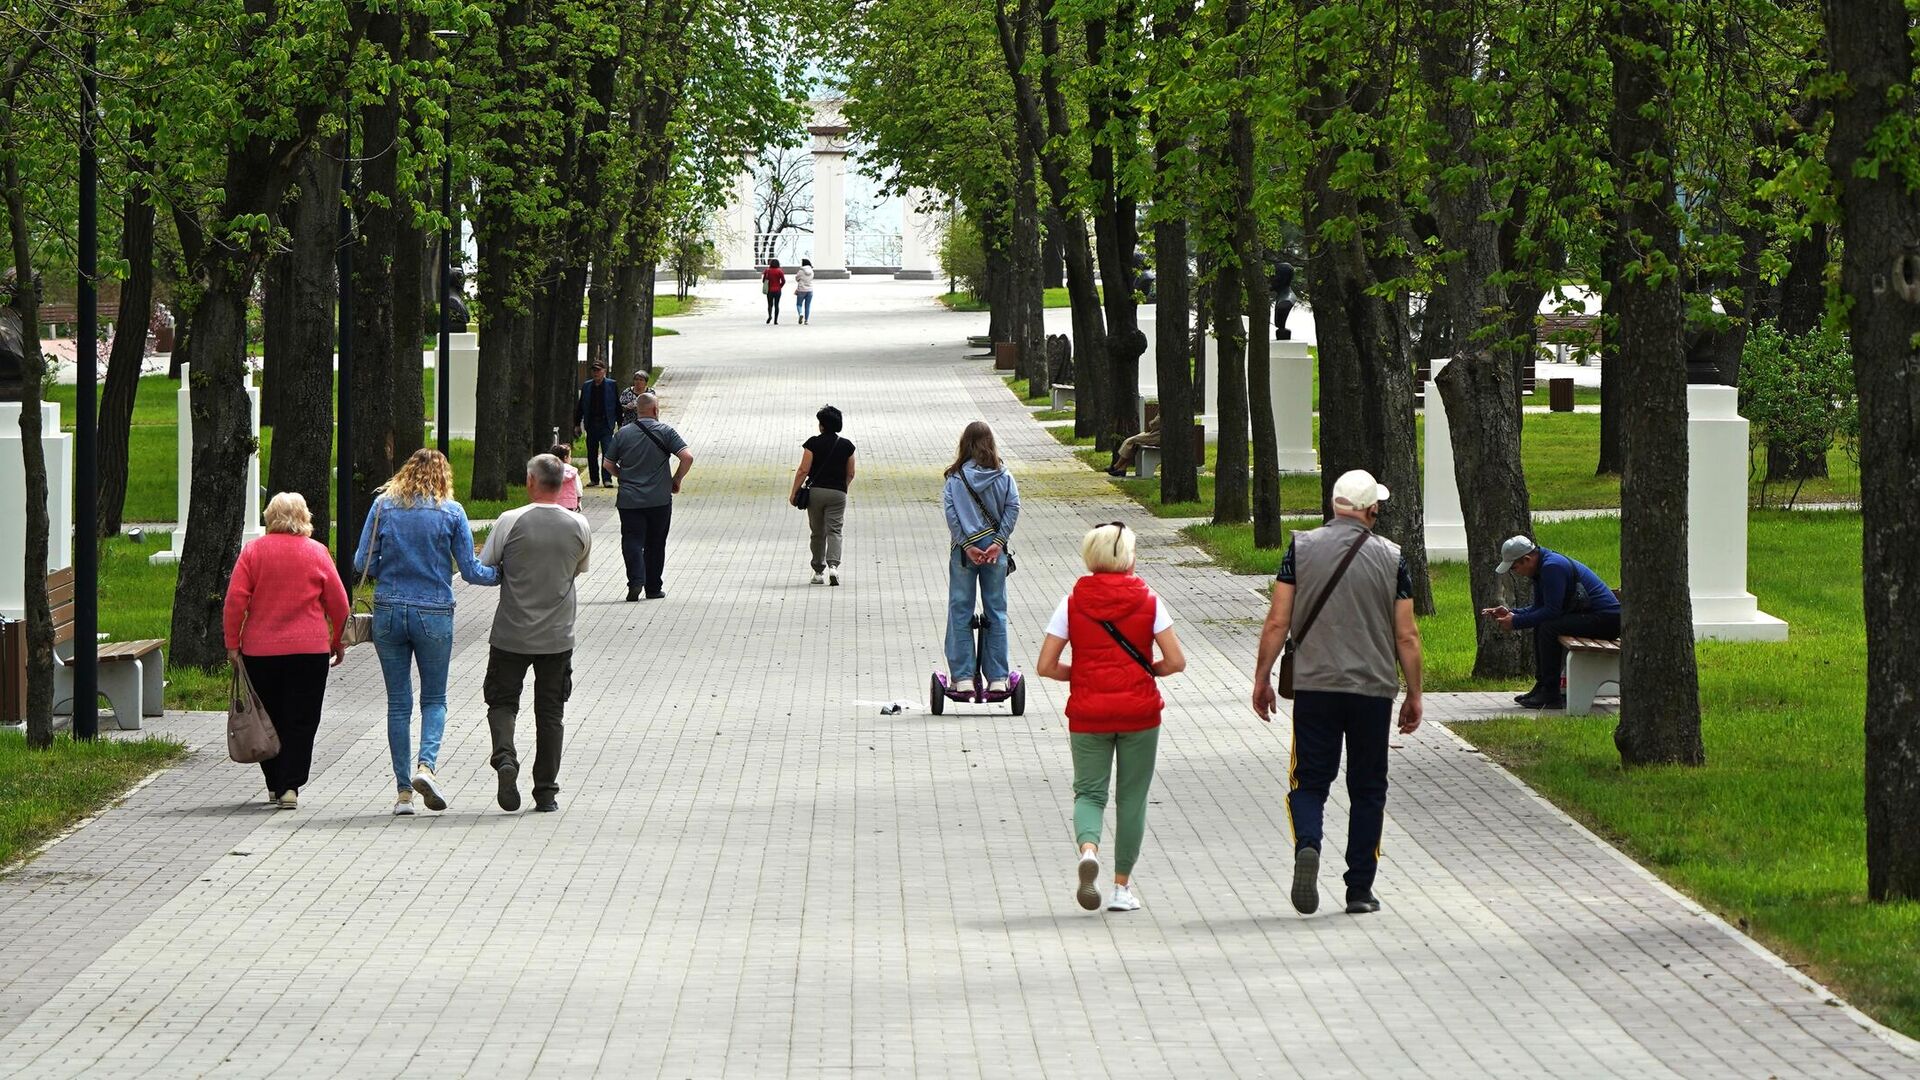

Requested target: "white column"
[
  {"left": 721, "top": 161, "right": 758, "bottom": 274},
  {"left": 446, "top": 332, "right": 480, "bottom": 441},
  {"left": 897, "top": 189, "right": 938, "bottom": 280},
  {"left": 0, "top": 402, "right": 74, "bottom": 619},
  {"left": 1199, "top": 325, "right": 1255, "bottom": 444},
  {"left": 1687, "top": 384, "right": 1788, "bottom": 641},
  {"left": 151, "top": 364, "right": 261, "bottom": 566},
  {"left": 1423, "top": 358, "right": 1469, "bottom": 562},
  {"left": 1271, "top": 341, "right": 1317, "bottom": 473},
  {"left": 811, "top": 149, "right": 846, "bottom": 275}
]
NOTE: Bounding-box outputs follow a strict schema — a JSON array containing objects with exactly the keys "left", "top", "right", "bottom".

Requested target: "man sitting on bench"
[
  {"left": 1105, "top": 414, "right": 1163, "bottom": 477},
  {"left": 1481, "top": 535, "right": 1621, "bottom": 710}
]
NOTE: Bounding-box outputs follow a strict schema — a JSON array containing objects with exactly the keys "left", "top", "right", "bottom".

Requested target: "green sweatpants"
[{"left": 1071, "top": 727, "right": 1160, "bottom": 876}]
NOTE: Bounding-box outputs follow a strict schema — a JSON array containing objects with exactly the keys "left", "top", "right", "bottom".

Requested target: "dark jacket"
[
  {"left": 1511, "top": 549, "right": 1620, "bottom": 629},
  {"left": 575, "top": 377, "right": 619, "bottom": 432}
]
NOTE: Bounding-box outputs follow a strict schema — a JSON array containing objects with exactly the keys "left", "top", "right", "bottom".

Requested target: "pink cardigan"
[{"left": 223, "top": 533, "right": 352, "bottom": 655}]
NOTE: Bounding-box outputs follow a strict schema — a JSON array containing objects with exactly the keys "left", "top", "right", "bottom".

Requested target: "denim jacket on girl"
[{"left": 352, "top": 495, "right": 498, "bottom": 608}]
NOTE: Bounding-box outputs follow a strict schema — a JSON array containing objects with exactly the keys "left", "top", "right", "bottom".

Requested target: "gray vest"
[{"left": 1291, "top": 517, "right": 1402, "bottom": 699}]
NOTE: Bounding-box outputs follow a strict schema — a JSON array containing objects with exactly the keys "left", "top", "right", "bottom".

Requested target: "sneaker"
[
  {"left": 1345, "top": 892, "right": 1382, "bottom": 914},
  {"left": 277, "top": 789, "right": 298, "bottom": 810},
  {"left": 987, "top": 678, "right": 1010, "bottom": 695},
  {"left": 412, "top": 765, "right": 448, "bottom": 812},
  {"left": 393, "top": 790, "right": 416, "bottom": 816},
  {"left": 534, "top": 798, "right": 559, "bottom": 813},
  {"left": 1107, "top": 885, "right": 1141, "bottom": 912},
  {"left": 1514, "top": 691, "right": 1546, "bottom": 708},
  {"left": 626, "top": 587, "right": 640, "bottom": 602},
  {"left": 827, "top": 565, "right": 840, "bottom": 586},
  {"left": 1291, "top": 846, "right": 1321, "bottom": 914},
  {"left": 496, "top": 759, "right": 522, "bottom": 812},
  {"left": 811, "top": 571, "right": 825, "bottom": 585},
  {"left": 1076, "top": 851, "right": 1102, "bottom": 911}
]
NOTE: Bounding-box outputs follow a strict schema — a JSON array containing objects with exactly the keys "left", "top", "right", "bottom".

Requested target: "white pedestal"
[
  {"left": 898, "top": 187, "right": 940, "bottom": 280},
  {"left": 1, "top": 402, "right": 74, "bottom": 619},
  {"left": 1687, "top": 384, "right": 1788, "bottom": 641},
  {"left": 1199, "top": 330, "right": 1256, "bottom": 444},
  {"left": 721, "top": 162, "right": 758, "bottom": 273},
  {"left": 444, "top": 332, "right": 479, "bottom": 442},
  {"left": 150, "top": 364, "right": 261, "bottom": 566},
  {"left": 1423, "top": 358, "right": 1469, "bottom": 562},
  {"left": 1271, "top": 341, "right": 1317, "bottom": 473},
  {"left": 811, "top": 150, "right": 847, "bottom": 274}
]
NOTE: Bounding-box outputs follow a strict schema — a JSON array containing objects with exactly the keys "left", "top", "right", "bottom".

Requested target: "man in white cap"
[
  {"left": 1481, "top": 535, "right": 1621, "bottom": 709},
  {"left": 1251, "top": 469, "right": 1424, "bottom": 916}
]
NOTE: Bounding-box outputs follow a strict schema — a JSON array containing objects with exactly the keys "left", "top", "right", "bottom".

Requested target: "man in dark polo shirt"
[{"left": 1251, "top": 469, "right": 1424, "bottom": 916}]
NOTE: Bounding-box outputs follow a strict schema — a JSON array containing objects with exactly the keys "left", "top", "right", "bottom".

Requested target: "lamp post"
[
  {"left": 73, "top": 35, "right": 98, "bottom": 740},
  {"left": 432, "top": 29, "right": 463, "bottom": 456}
]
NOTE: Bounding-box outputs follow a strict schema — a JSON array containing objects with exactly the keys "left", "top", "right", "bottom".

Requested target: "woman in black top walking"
[{"left": 789, "top": 404, "right": 857, "bottom": 585}]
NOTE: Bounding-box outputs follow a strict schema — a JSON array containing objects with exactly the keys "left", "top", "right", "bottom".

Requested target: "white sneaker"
[
  {"left": 276, "top": 789, "right": 298, "bottom": 810},
  {"left": 827, "top": 565, "right": 841, "bottom": 586},
  {"left": 811, "top": 571, "right": 825, "bottom": 585},
  {"left": 411, "top": 765, "right": 448, "bottom": 811},
  {"left": 1107, "top": 885, "right": 1141, "bottom": 912},
  {"left": 988, "top": 678, "right": 1010, "bottom": 694},
  {"left": 1076, "top": 851, "right": 1101, "bottom": 911},
  {"left": 393, "top": 791, "right": 416, "bottom": 816}
]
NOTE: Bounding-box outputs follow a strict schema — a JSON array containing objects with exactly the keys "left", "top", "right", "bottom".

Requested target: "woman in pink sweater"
[{"left": 223, "top": 492, "right": 351, "bottom": 809}]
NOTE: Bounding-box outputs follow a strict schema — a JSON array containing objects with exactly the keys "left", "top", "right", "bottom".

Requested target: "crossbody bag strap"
[
  {"left": 635, "top": 422, "right": 677, "bottom": 472},
  {"left": 357, "top": 498, "right": 384, "bottom": 591},
  {"left": 1292, "top": 530, "right": 1373, "bottom": 648},
  {"left": 1098, "top": 619, "right": 1157, "bottom": 678}
]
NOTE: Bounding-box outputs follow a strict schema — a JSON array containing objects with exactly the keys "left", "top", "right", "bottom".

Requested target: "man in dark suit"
[{"left": 574, "top": 361, "right": 620, "bottom": 487}]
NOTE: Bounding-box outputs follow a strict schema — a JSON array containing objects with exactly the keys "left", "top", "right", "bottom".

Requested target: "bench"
[
  {"left": 1539, "top": 312, "right": 1601, "bottom": 366},
  {"left": 1050, "top": 383, "right": 1075, "bottom": 409},
  {"left": 44, "top": 568, "right": 164, "bottom": 729},
  {"left": 35, "top": 302, "right": 121, "bottom": 338},
  {"left": 1132, "top": 424, "right": 1204, "bottom": 479},
  {"left": 1559, "top": 636, "right": 1620, "bottom": 716}
]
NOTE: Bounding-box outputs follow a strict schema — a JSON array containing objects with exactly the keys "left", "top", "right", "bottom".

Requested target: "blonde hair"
[
  {"left": 381, "top": 448, "right": 454, "bottom": 507},
  {"left": 1081, "top": 522, "right": 1136, "bottom": 574},
  {"left": 263, "top": 492, "right": 314, "bottom": 537}
]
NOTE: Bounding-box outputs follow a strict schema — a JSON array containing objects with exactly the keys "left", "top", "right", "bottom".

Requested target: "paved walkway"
[{"left": 1, "top": 279, "right": 1912, "bottom": 1078}]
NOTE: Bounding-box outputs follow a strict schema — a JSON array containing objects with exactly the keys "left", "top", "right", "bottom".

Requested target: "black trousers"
[
  {"left": 1532, "top": 612, "right": 1622, "bottom": 694},
  {"left": 583, "top": 424, "right": 612, "bottom": 484},
  {"left": 766, "top": 290, "right": 782, "bottom": 322},
  {"left": 1288, "top": 690, "right": 1392, "bottom": 897},
  {"left": 618, "top": 504, "right": 673, "bottom": 594},
  {"left": 242, "top": 652, "right": 329, "bottom": 795},
  {"left": 483, "top": 647, "right": 572, "bottom": 801}
]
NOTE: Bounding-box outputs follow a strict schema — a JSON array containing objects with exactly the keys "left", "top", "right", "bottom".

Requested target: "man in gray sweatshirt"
[{"left": 479, "top": 454, "right": 593, "bottom": 813}]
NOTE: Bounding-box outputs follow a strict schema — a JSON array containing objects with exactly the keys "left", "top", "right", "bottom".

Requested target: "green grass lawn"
[
  {"left": 0, "top": 730, "right": 185, "bottom": 867},
  {"left": 940, "top": 287, "right": 1077, "bottom": 312}
]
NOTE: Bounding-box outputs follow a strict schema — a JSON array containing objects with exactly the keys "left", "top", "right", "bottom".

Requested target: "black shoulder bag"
[
  {"left": 1277, "top": 531, "right": 1371, "bottom": 700},
  {"left": 959, "top": 472, "right": 1016, "bottom": 574}
]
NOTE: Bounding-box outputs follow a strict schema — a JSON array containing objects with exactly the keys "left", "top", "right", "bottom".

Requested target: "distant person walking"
[
  {"left": 354, "top": 448, "right": 499, "bottom": 817},
  {"left": 794, "top": 258, "right": 816, "bottom": 324},
  {"left": 480, "top": 454, "right": 593, "bottom": 814},
  {"left": 762, "top": 258, "right": 786, "bottom": 324},
  {"left": 1251, "top": 470, "right": 1423, "bottom": 916},
  {"left": 1482, "top": 536, "right": 1621, "bottom": 710},
  {"left": 619, "top": 369, "right": 651, "bottom": 426},
  {"left": 223, "top": 492, "right": 350, "bottom": 810},
  {"left": 551, "top": 442, "right": 585, "bottom": 512},
  {"left": 1036, "top": 523, "right": 1186, "bottom": 913},
  {"left": 943, "top": 421, "right": 1020, "bottom": 696},
  {"left": 574, "top": 361, "right": 620, "bottom": 487},
  {"left": 604, "top": 391, "right": 693, "bottom": 601},
  {"left": 789, "top": 404, "right": 856, "bottom": 585}
]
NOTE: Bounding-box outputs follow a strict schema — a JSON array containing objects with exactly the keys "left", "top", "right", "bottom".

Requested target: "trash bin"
[
  {"left": 1550, "top": 377, "right": 1575, "bottom": 412},
  {"left": 994, "top": 342, "right": 1020, "bottom": 371}
]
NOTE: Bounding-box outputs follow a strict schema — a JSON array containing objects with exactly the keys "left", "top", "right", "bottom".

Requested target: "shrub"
[{"left": 1740, "top": 323, "right": 1857, "bottom": 508}]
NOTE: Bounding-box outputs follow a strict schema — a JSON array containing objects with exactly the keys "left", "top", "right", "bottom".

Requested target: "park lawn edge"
[{"left": 0, "top": 733, "right": 187, "bottom": 871}]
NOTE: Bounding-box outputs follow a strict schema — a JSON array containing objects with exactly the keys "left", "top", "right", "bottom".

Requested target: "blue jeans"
[
  {"left": 372, "top": 603, "right": 455, "bottom": 792},
  {"left": 795, "top": 292, "right": 813, "bottom": 320},
  {"left": 945, "top": 546, "right": 1009, "bottom": 682}
]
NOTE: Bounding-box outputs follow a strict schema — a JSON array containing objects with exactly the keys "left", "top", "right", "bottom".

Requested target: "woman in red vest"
[{"left": 1036, "top": 522, "right": 1186, "bottom": 912}]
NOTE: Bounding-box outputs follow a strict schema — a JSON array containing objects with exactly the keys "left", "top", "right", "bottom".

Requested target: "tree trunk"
[
  {"left": 586, "top": 261, "right": 611, "bottom": 370},
  {"left": 1299, "top": 42, "right": 1433, "bottom": 612},
  {"left": 1150, "top": 2, "right": 1198, "bottom": 506},
  {"left": 266, "top": 141, "right": 343, "bottom": 544},
  {"left": 1608, "top": 0, "right": 1702, "bottom": 767},
  {"left": 1827, "top": 0, "right": 1920, "bottom": 901},
  {"left": 1013, "top": 144, "right": 1048, "bottom": 392},
  {"left": 1597, "top": 238, "right": 1624, "bottom": 475},
  {"left": 170, "top": 279, "right": 264, "bottom": 668},
  {"left": 612, "top": 261, "right": 647, "bottom": 379},
  {"left": 1087, "top": 14, "right": 1143, "bottom": 445},
  {"left": 635, "top": 268, "right": 658, "bottom": 374},
  {"left": 349, "top": 3, "right": 404, "bottom": 551},
  {"left": 1223, "top": 4, "right": 1277, "bottom": 544},
  {"left": 1421, "top": 0, "right": 1533, "bottom": 677},
  {"left": 98, "top": 124, "right": 157, "bottom": 537},
  {"left": 1212, "top": 245, "right": 1249, "bottom": 524},
  {"left": 1043, "top": 226, "right": 1063, "bottom": 289},
  {"left": 984, "top": 223, "right": 1012, "bottom": 343},
  {"left": 3, "top": 127, "right": 55, "bottom": 748}
]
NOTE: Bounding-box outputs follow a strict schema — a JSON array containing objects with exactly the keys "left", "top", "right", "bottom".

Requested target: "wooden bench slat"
[{"left": 1560, "top": 635, "right": 1620, "bottom": 651}]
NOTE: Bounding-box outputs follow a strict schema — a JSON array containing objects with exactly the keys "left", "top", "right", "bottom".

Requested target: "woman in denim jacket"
[{"left": 353, "top": 449, "right": 498, "bottom": 816}]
